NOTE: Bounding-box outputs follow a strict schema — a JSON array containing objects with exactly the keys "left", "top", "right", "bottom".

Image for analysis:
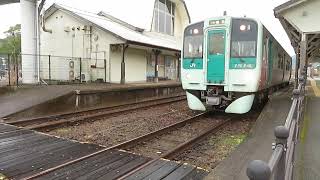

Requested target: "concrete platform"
[
  {"left": 293, "top": 79, "right": 320, "bottom": 179},
  {"left": 0, "top": 81, "right": 181, "bottom": 118},
  {"left": 205, "top": 89, "right": 292, "bottom": 180},
  {"left": 0, "top": 85, "right": 75, "bottom": 118},
  {"left": 0, "top": 123, "right": 207, "bottom": 180}
]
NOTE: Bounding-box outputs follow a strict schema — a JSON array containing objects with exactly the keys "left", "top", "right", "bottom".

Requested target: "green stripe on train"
[
  {"left": 183, "top": 58, "right": 203, "bottom": 69},
  {"left": 229, "top": 58, "right": 256, "bottom": 69}
]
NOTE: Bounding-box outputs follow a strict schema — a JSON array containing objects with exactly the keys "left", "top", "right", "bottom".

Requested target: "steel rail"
[
  {"left": 22, "top": 113, "right": 207, "bottom": 180},
  {"left": 117, "top": 117, "right": 234, "bottom": 180},
  {"left": 8, "top": 95, "right": 186, "bottom": 130},
  {"left": 162, "top": 118, "right": 232, "bottom": 159},
  {"left": 7, "top": 94, "right": 186, "bottom": 125}
]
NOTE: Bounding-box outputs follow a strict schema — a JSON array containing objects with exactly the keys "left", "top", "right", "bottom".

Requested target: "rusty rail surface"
[
  {"left": 118, "top": 116, "right": 234, "bottom": 180},
  {"left": 22, "top": 113, "right": 210, "bottom": 180},
  {"left": 6, "top": 94, "right": 186, "bottom": 130}
]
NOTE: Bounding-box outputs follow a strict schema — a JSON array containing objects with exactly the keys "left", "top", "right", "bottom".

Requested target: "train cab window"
[
  {"left": 231, "top": 19, "right": 258, "bottom": 58},
  {"left": 183, "top": 22, "right": 204, "bottom": 58}
]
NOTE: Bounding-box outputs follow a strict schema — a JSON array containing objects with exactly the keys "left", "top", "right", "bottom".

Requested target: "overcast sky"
[{"left": 0, "top": 0, "right": 294, "bottom": 55}]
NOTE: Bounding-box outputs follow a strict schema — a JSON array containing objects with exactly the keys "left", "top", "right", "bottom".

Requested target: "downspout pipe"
[
  {"left": 38, "top": 0, "right": 52, "bottom": 33},
  {"left": 38, "top": 0, "right": 51, "bottom": 84}
]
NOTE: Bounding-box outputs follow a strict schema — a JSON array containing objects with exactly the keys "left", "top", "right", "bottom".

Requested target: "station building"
[{"left": 39, "top": 0, "right": 190, "bottom": 84}]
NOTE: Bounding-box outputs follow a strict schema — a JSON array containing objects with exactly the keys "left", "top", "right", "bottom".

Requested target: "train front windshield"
[
  {"left": 231, "top": 19, "right": 258, "bottom": 58},
  {"left": 183, "top": 22, "right": 204, "bottom": 58}
]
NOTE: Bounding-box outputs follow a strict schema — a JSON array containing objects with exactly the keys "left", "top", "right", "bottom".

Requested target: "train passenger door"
[{"left": 207, "top": 30, "right": 226, "bottom": 84}]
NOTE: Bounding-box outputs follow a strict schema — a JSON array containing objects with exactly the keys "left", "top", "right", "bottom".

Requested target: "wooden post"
[
  {"left": 121, "top": 44, "right": 129, "bottom": 84},
  {"left": 175, "top": 52, "right": 181, "bottom": 82},
  {"left": 298, "top": 34, "right": 307, "bottom": 88},
  {"left": 152, "top": 49, "right": 161, "bottom": 83}
]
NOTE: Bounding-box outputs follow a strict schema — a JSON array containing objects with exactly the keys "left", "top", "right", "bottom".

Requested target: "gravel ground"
[
  {"left": 48, "top": 100, "right": 197, "bottom": 147},
  {"left": 48, "top": 101, "right": 262, "bottom": 171},
  {"left": 173, "top": 109, "right": 261, "bottom": 171},
  {"left": 127, "top": 115, "right": 225, "bottom": 158}
]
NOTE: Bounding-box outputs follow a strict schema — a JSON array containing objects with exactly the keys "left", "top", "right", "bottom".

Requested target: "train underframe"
[{"left": 186, "top": 82, "right": 289, "bottom": 114}]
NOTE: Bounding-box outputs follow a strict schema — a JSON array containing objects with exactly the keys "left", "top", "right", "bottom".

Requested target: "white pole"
[{"left": 21, "top": 0, "right": 37, "bottom": 84}]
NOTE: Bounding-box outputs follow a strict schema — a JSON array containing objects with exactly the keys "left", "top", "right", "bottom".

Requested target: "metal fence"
[
  {"left": 38, "top": 54, "right": 107, "bottom": 84},
  {"left": 0, "top": 53, "right": 22, "bottom": 87},
  {"left": 247, "top": 75, "right": 306, "bottom": 180},
  {"left": 0, "top": 53, "right": 108, "bottom": 86}
]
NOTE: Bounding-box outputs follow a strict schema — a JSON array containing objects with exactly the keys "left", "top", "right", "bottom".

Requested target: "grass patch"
[
  {"left": 55, "top": 127, "right": 71, "bottom": 134},
  {"left": 213, "top": 133, "right": 247, "bottom": 159},
  {"left": 217, "top": 134, "right": 247, "bottom": 148}
]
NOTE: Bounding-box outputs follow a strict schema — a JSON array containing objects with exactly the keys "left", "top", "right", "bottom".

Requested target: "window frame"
[
  {"left": 208, "top": 31, "right": 225, "bottom": 55},
  {"left": 230, "top": 18, "right": 258, "bottom": 58},
  {"left": 183, "top": 22, "right": 205, "bottom": 59},
  {"left": 153, "top": 0, "right": 175, "bottom": 35}
]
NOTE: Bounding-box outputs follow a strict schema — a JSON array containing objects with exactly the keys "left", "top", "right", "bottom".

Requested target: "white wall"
[
  {"left": 40, "top": 8, "right": 180, "bottom": 84},
  {"left": 125, "top": 48, "right": 147, "bottom": 82},
  {"left": 40, "top": 9, "right": 123, "bottom": 82},
  {"left": 90, "top": 27, "right": 123, "bottom": 82},
  {"left": 110, "top": 47, "right": 147, "bottom": 83},
  {"left": 109, "top": 47, "right": 121, "bottom": 83}
]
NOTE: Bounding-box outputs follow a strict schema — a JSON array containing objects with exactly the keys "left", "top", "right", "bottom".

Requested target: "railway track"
[
  {"left": 117, "top": 113, "right": 233, "bottom": 179},
  {"left": 4, "top": 94, "right": 186, "bottom": 131},
  {"left": 24, "top": 113, "right": 234, "bottom": 179},
  {"left": 120, "top": 113, "right": 231, "bottom": 159}
]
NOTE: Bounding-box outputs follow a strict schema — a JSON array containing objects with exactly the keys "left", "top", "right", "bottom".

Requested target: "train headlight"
[
  {"left": 186, "top": 73, "right": 191, "bottom": 80},
  {"left": 240, "top": 25, "right": 246, "bottom": 31},
  {"left": 193, "top": 28, "right": 199, "bottom": 34}
]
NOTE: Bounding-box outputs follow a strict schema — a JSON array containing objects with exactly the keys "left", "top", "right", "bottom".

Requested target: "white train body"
[{"left": 181, "top": 16, "right": 291, "bottom": 114}]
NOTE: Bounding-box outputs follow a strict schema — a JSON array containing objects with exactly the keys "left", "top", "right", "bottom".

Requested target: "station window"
[{"left": 153, "top": 0, "right": 175, "bottom": 35}]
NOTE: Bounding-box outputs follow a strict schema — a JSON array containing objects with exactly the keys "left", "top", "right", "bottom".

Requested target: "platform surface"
[
  {"left": 293, "top": 79, "right": 320, "bottom": 179},
  {"left": 205, "top": 89, "right": 292, "bottom": 180},
  {"left": 0, "top": 81, "right": 181, "bottom": 118},
  {"left": 0, "top": 86, "right": 75, "bottom": 118},
  {"left": 0, "top": 123, "right": 206, "bottom": 180}
]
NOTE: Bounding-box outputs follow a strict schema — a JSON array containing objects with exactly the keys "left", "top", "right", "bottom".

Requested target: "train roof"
[{"left": 185, "top": 16, "right": 291, "bottom": 58}]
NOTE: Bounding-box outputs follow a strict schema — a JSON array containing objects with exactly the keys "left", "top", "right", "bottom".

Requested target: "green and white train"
[{"left": 181, "top": 16, "right": 292, "bottom": 114}]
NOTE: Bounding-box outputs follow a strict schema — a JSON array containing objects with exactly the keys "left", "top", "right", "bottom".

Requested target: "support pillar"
[
  {"left": 21, "top": 0, "right": 38, "bottom": 84},
  {"left": 298, "top": 33, "right": 307, "bottom": 87},
  {"left": 295, "top": 52, "right": 300, "bottom": 88},
  {"left": 120, "top": 44, "right": 129, "bottom": 84},
  {"left": 175, "top": 52, "right": 181, "bottom": 82},
  {"left": 152, "top": 49, "right": 161, "bottom": 83}
]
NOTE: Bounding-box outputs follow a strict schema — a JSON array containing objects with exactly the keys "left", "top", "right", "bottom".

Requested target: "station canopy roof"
[
  {"left": 274, "top": 0, "right": 320, "bottom": 62},
  {"left": 45, "top": 3, "right": 188, "bottom": 52},
  {"left": 0, "top": 0, "right": 19, "bottom": 5}
]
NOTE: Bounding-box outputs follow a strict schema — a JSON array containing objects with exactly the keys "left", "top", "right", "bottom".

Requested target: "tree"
[{"left": 0, "top": 24, "right": 21, "bottom": 55}]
